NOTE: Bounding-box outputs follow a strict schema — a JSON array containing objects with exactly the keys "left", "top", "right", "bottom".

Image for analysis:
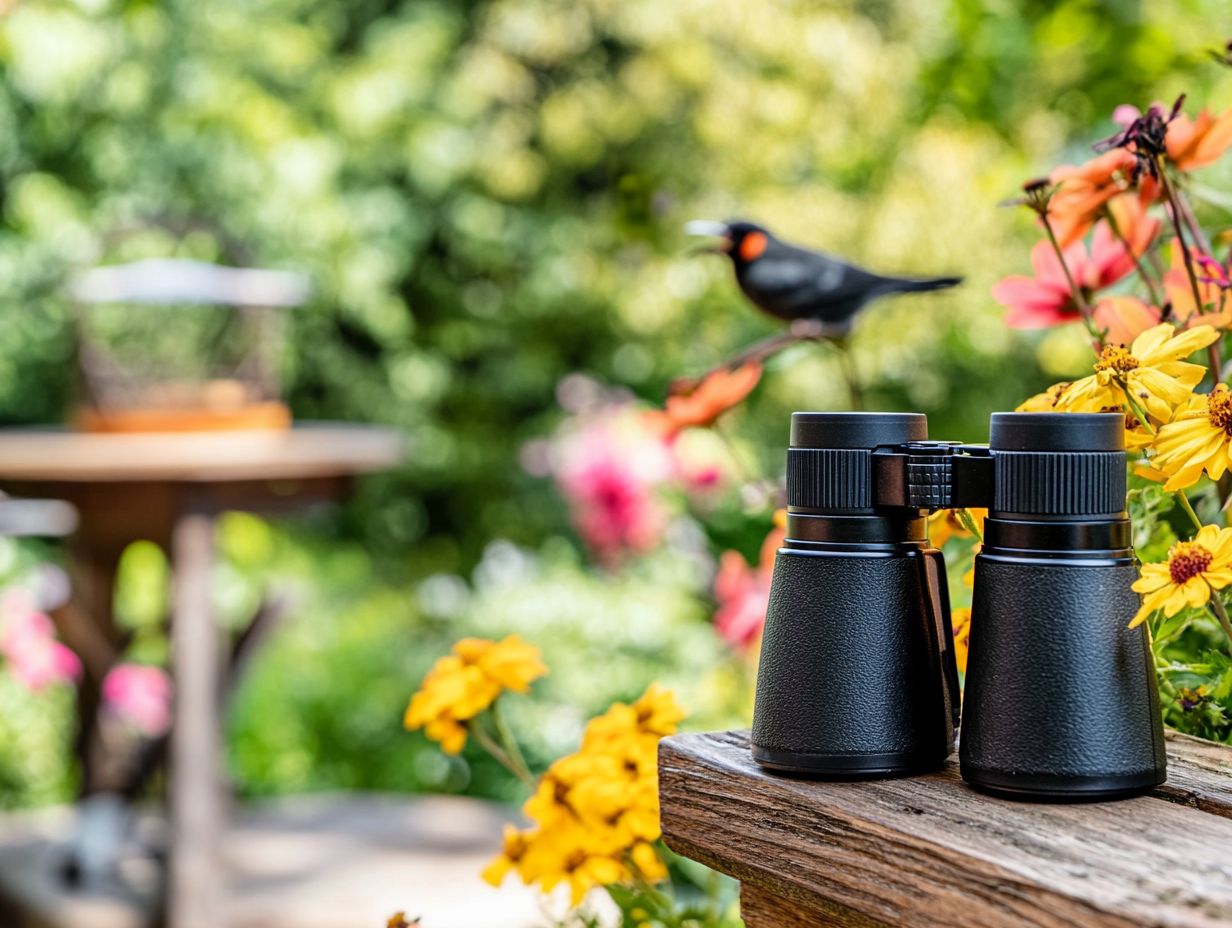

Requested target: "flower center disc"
[
  {"left": 1169, "top": 541, "right": 1214, "bottom": 584},
  {"left": 1094, "top": 345, "right": 1140, "bottom": 374},
  {"left": 1208, "top": 386, "right": 1232, "bottom": 435}
]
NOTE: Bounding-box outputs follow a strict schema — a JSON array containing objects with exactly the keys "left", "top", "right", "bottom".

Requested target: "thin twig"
[
  {"left": 1103, "top": 206, "right": 1163, "bottom": 307},
  {"left": 1040, "top": 213, "right": 1103, "bottom": 348},
  {"left": 1157, "top": 164, "right": 1223, "bottom": 377}
]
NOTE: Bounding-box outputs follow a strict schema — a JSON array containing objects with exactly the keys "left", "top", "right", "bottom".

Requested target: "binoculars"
[{"left": 751, "top": 411, "right": 1167, "bottom": 801}]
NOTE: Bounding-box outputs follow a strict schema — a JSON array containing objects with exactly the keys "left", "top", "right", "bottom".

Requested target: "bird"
[{"left": 685, "top": 219, "right": 962, "bottom": 337}]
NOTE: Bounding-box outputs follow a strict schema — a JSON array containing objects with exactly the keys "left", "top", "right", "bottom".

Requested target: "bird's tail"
[{"left": 885, "top": 275, "right": 963, "bottom": 294}]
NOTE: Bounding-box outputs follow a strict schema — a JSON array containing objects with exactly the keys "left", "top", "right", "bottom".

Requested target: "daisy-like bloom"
[
  {"left": 1016, "top": 381, "right": 1072, "bottom": 412},
  {"left": 644, "top": 362, "right": 761, "bottom": 435},
  {"left": 1015, "top": 384, "right": 1153, "bottom": 449},
  {"left": 1130, "top": 524, "right": 1232, "bottom": 627},
  {"left": 1150, "top": 384, "right": 1232, "bottom": 490},
  {"left": 483, "top": 684, "right": 684, "bottom": 905},
  {"left": 404, "top": 635, "right": 546, "bottom": 754},
  {"left": 1167, "top": 106, "right": 1232, "bottom": 172},
  {"left": 1047, "top": 149, "right": 1138, "bottom": 246},
  {"left": 992, "top": 220, "right": 1145, "bottom": 328},
  {"left": 1057, "top": 323, "right": 1218, "bottom": 422},
  {"left": 951, "top": 607, "right": 972, "bottom": 674},
  {"left": 927, "top": 508, "right": 987, "bottom": 548}
]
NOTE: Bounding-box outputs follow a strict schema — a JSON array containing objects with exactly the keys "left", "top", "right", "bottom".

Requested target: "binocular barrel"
[
  {"left": 960, "top": 413, "right": 1166, "bottom": 800},
  {"left": 751, "top": 410, "right": 1167, "bottom": 800},
  {"left": 751, "top": 412, "right": 959, "bottom": 777}
]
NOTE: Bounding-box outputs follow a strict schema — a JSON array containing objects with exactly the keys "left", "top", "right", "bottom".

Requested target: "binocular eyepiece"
[{"left": 751, "top": 411, "right": 1166, "bottom": 801}]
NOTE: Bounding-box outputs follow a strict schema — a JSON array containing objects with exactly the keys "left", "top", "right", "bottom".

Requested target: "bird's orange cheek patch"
[{"left": 739, "top": 231, "right": 767, "bottom": 261}]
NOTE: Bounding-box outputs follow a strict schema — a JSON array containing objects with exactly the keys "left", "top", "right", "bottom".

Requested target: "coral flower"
[
  {"left": 1167, "top": 107, "right": 1232, "bottom": 171},
  {"left": 1131, "top": 524, "right": 1232, "bottom": 627},
  {"left": 1058, "top": 323, "right": 1217, "bottom": 422},
  {"left": 1163, "top": 243, "right": 1225, "bottom": 323},
  {"left": 1093, "top": 296, "right": 1162, "bottom": 345},
  {"left": 1150, "top": 384, "right": 1232, "bottom": 490},
  {"left": 1047, "top": 149, "right": 1138, "bottom": 246},
  {"left": 645, "top": 362, "right": 762, "bottom": 435},
  {"left": 993, "top": 221, "right": 1143, "bottom": 328}
]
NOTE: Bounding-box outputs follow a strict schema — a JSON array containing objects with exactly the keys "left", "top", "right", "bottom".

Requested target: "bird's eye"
[{"left": 739, "top": 232, "right": 768, "bottom": 261}]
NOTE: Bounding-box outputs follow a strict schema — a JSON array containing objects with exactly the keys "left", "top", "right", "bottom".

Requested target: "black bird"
[{"left": 685, "top": 219, "right": 962, "bottom": 337}]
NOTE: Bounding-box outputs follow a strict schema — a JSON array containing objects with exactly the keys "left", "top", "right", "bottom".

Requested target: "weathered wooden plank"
[
  {"left": 1157, "top": 730, "right": 1232, "bottom": 819},
  {"left": 739, "top": 883, "right": 857, "bottom": 927},
  {"left": 659, "top": 730, "right": 1232, "bottom": 928}
]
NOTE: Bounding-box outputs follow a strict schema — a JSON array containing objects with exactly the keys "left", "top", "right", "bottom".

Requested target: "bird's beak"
[{"left": 684, "top": 219, "right": 731, "bottom": 254}]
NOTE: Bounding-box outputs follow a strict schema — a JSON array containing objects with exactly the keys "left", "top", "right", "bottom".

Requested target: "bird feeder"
[{"left": 69, "top": 259, "right": 309, "bottom": 433}]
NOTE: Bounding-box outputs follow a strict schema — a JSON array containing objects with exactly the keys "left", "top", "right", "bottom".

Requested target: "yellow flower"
[
  {"left": 927, "top": 508, "right": 987, "bottom": 547},
  {"left": 1149, "top": 384, "right": 1232, "bottom": 490},
  {"left": 483, "top": 684, "right": 683, "bottom": 907},
  {"left": 1016, "top": 381, "right": 1071, "bottom": 412},
  {"left": 1130, "top": 524, "right": 1232, "bottom": 627},
  {"left": 404, "top": 635, "right": 546, "bottom": 754},
  {"left": 951, "top": 607, "right": 971, "bottom": 675},
  {"left": 481, "top": 824, "right": 532, "bottom": 887},
  {"left": 1058, "top": 323, "right": 1218, "bottom": 422}
]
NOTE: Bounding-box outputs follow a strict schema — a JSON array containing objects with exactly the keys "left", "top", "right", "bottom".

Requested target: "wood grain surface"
[
  {"left": 659, "top": 730, "right": 1232, "bottom": 927},
  {"left": 0, "top": 423, "right": 404, "bottom": 482}
]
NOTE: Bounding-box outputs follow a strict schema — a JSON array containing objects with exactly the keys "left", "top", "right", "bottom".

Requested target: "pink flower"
[
  {"left": 712, "top": 517, "right": 786, "bottom": 651},
  {"left": 993, "top": 220, "right": 1151, "bottom": 328},
  {"left": 1, "top": 598, "right": 81, "bottom": 691},
  {"left": 551, "top": 410, "right": 676, "bottom": 565},
  {"left": 713, "top": 551, "right": 771, "bottom": 650},
  {"left": 102, "top": 664, "right": 172, "bottom": 737}
]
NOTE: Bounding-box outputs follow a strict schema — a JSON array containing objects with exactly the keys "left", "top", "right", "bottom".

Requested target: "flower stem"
[
  {"left": 1122, "top": 391, "right": 1157, "bottom": 436},
  {"left": 1158, "top": 164, "right": 1223, "bottom": 378},
  {"left": 469, "top": 712, "right": 536, "bottom": 788},
  {"left": 1104, "top": 206, "right": 1163, "bottom": 307},
  {"left": 1040, "top": 214, "right": 1103, "bottom": 348},
  {"left": 490, "top": 700, "right": 535, "bottom": 785},
  {"left": 1169, "top": 171, "right": 1214, "bottom": 255},
  {"left": 1176, "top": 489, "right": 1204, "bottom": 534},
  {"left": 1207, "top": 593, "right": 1232, "bottom": 650}
]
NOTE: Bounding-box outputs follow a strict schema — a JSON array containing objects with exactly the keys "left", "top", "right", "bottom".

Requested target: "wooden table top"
[
  {"left": 0, "top": 423, "right": 405, "bottom": 483},
  {"left": 659, "top": 729, "right": 1232, "bottom": 928}
]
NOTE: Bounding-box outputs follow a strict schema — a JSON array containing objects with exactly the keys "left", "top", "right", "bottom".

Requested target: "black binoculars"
[{"left": 751, "top": 411, "right": 1167, "bottom": 801}]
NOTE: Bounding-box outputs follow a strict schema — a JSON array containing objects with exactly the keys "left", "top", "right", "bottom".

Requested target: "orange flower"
[
  {"left": 1167, "top": 107, "right": 1232, "bottom": 171},
  {"left": 645, "top": 363, "right": 761, "bottom": 435},
  {"left": 1162, "top": 242, "right": 1232, "bottom": 327},
  {"left": 1093, "top": 295, "right": 1161, "bottom": 345},
  {"left": 1048, "top": 149, "right": 1137, "bottom": 246}
]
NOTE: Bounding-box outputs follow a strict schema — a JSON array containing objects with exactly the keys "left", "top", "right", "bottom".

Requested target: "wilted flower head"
[{"left": 1095, "top": 95, "right": 1185, "bottom": 181}]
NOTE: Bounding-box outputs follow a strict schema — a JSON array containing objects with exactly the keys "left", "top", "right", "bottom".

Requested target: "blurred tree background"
[{"left": 0, "top": 0, "right": 1231, "bottom": 807}]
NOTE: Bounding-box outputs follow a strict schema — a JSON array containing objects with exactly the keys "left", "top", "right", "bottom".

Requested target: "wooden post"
[{"left": 168, "top": 503, "right": 222, "bottom": 928}]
